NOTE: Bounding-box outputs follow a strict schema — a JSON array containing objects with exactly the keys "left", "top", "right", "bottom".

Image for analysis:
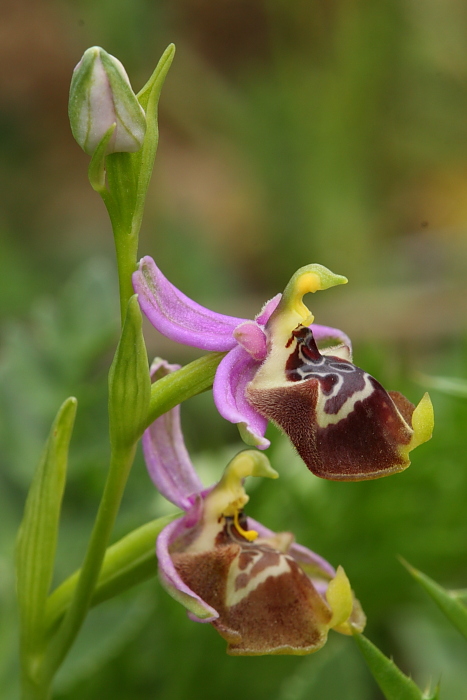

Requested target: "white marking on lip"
[
  {"left": 315, "top": 373, "right": 374, "bottom": 428},
  {"left": 226, "top": 551, "right": 292, "bottom": 607},
  {"left": 288, "top": 342, "right": 375, "bottom": 428}
]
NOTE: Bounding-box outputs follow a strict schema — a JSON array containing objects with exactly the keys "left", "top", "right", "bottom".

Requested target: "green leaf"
[
  {"left": 44, "top": 513, "right": 178, "bottom": 635},
  {"left": 451, "top": 589, "right": 467, "bottom": 605},
  {"left": 353, "top": 633, "right": 427, "bottom": 700},
  {"left": 137, "top": 43, "right": 175, "bottom": 110},
  {"left": 401, "top": 558, "right": 467, "bottom": 641},
  {"left": 42, "top": 297, "right": 149, "bottom": 681},
  {"left": 16, "top": 397, "right": 77, "bottom": 675},
  {"left": 130, "top": 43, "right": 175, "bottom": 238},
  {"left": 102, "top": 44, "right": 175, "bottom": 239},
  {"left": 108, "top": 295, "right": 151, "bottom": 447},
  {"left": 415, "top": 372, "right": 467, "bottom": 398}
]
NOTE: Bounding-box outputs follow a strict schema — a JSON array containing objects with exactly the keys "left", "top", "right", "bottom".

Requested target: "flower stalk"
[
  {"left": 17, "top": 45, "right": 182, "bottom": 699},
  {"left": 41, "top": 292, "right": 151, "bottom": 679},
  {"left": 83, "top": 44, "right": 175, "bottom": 324},
  {"left": 41, "top": 440, "right": 138, "bottom": 683},
  {"left": 39, "top": 45, "right": 176, "bottom": 678}
]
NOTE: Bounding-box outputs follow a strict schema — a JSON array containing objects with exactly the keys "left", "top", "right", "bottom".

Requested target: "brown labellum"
[
  {"left": 247, "top": 326, "right": 415, "bottom": 481},
  {"left": 172, "top": 519, "right": 334, "bottom": 655}
]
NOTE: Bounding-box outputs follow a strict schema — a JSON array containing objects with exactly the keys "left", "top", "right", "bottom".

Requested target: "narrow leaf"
[
  {"left": 353, "top": 632, "right": 424, "bottom": 700},
  {"left": 137, "top": 43, "right": 175, "bottom": 111},
  {"left": 16, "top": 398, "right": 77, "bottom": 668},
  {"left": 451, "top": 589, "right": 467, "bottom": 604},
  {"left": 45, "top": 513, "right": 178, "bottom": 635},
  {"left": 416, "top": 372, "right": 467, "bottom": 398},
  {"left": 427, "top": 684, "right": 441, "bottom": 700},
  {"left": 130, "top": 43, "right": 175, "bottom": 238},
  {"left": 108, "top": 295, "right": 151, "bottom": 447},
  {"left": 401, "top": 559, "right": 467, "bottom": 641}
]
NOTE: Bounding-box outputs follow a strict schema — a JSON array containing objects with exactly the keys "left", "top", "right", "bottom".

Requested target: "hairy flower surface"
[
  {"left": 145, "top": 360, "right": 365, "bottom": 655},
  {"left": 134, "top": 258, "right": 433, "bottom": 480}
]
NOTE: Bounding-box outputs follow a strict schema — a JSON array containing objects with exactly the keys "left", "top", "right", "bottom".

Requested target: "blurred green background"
[{"left": 1, "top": 0, "right": 467, "bottom": 698}]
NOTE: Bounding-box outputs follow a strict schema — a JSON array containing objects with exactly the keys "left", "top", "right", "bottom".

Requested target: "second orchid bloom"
[
  {"left": 133, "top": 257, "right": 434, "bottom": 481},
  {"left": 145, "top": 360, "right": 365, "bottom": 655}
]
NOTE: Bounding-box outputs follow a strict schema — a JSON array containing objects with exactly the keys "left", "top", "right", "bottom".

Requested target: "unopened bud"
[{"left": 69, "top": 47, "right": 146, "bottom": 156}]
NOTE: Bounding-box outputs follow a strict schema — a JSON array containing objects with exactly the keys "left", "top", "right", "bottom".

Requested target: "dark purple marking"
[
  {"left": 247, "top": 327, "right": 417, "bottom": 480},
  {"left": 285, "top": 326, "right": 366, "bottom": 415}
]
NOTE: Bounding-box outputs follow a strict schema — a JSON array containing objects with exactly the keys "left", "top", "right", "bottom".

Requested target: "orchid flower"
[
  {"left": 145, "top": 359, "right": 366, "bottom": 655},
  {"left": 134, "top": 258, "right": 434, "bottom": 480}
]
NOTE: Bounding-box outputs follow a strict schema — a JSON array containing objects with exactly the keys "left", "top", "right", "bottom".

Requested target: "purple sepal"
[
  {"left": 156, "top": 513, "right": 219, "bottom": 622},
  {"left": 142, "top": 359, "right": 203, "bottom": 509},
  {"left": 213, "top": 345, "right": 269, "bottom": 448},
  {"left": 288, "top": 540, "right": 336, "bottom": 579},
  {"left": 134, "top": 257, "right": 356, "bottom": 457},
  {"left": 133, "top": 256, "right": 247, "bottom": 351}
]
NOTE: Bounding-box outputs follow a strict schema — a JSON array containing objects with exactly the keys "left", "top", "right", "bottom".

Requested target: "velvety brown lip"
[{"left": 248, "top": 325, "right": 415, "bottom": 481}]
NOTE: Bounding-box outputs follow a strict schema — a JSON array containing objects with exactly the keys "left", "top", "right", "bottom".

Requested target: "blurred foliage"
[{"left": 2, "top": 0, "right": 467, "bottom": 698}]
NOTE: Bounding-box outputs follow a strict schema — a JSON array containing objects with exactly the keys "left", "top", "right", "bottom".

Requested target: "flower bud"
[{"left": 69, "top": 47, "right": 146, "bottom": 156}]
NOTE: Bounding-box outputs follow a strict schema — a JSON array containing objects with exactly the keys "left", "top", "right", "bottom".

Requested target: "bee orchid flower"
[
  {"left": 134, "top": 258, "right": 433, "bottom": 480},
  {"left": 145, "top": 359, "right": 365, "bottom": 655}
]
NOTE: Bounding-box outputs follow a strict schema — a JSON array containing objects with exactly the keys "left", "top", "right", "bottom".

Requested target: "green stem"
[
  {"left": 38, "top": 351, "right": 223, "bottom": 683},
  {"left": 30, "top": 46, "right": 177, "bottom": 698},
  {"left": 40, "top": 442, "right": 136, "bottom": 684},
  {"left": 113, "top": 222, "right": 139, "bottom": 326},
  {"left": 145, "top": 352, "right": 226, "bottom": 430},
  {"left": 104, "top": 150, "right": 141, "bottom": 325},
  {"left": 45, "top": 514, "right": 178, "bottom": 636}
]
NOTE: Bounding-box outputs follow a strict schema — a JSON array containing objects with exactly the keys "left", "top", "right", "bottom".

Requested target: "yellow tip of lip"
[
  {"left": 401, "top": 392, "right": 434, "bottom": 460},
  {"left": 326, "top": 566, "right": 353, "bottom": 629},
  {"left": 411, "top": 392, "right": 434, "bottom": 449}
]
